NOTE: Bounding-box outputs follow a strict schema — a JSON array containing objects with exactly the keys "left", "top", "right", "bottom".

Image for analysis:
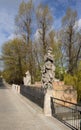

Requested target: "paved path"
[{"left": 0, "top": 84, "right": 71, "bottom": 130}]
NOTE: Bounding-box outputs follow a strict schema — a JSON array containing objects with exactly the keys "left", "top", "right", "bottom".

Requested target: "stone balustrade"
[{"left": 12, "top": 84, "right": 20, "bottom": 93}]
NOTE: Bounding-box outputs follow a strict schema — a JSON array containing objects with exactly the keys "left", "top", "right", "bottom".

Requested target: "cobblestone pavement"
[{"left": 0, "top": 85, "right": 71, "bottom": 130}]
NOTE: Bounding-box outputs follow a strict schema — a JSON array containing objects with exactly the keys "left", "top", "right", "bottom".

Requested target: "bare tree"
[
  {"left": 36, "top": 4, "right": 53, "bottom": 55},
  {"left": 15, "top": 0, "right": 36, "bottom": 83},
  {"left": 15, "top": 0, "right": 33, "bottom": 44},
  {"left": 62, "top": 7, "right": 81, "bottom": 74},
  {"left": 48, "top": 30, "right": 63, "bottom": 67}
]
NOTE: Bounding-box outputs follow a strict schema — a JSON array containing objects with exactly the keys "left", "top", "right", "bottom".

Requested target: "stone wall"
[
  {"left": 32, "top": 81, "right": 77, "bottom": 104},
  {"left": 53, "top": 81, "right": 77, "bottom": 104},
  {"left": 20, "top": 85, "right": 45, "bottom": 108}
]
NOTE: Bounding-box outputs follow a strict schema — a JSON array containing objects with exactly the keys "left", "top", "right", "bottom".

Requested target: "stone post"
[
  {"left": 17, "top": 85, "right": 20, "bottom": 93},
  {"left": 41, "top": 47, "right": 55, "bottom": 116},
  {"left": 44, "top": 89, "right": 53, "bottom": 116}
]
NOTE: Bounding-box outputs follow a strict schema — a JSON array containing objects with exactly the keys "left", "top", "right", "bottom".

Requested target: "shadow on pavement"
[
  {"left": 0, "top": 84, "right": 7, "bottom": 89},
  {"left": 0, "top": 77, "right": 11, "bottom": 89},
  {"left": 0, "top": 78, "right": 7, "bottom": 89}
]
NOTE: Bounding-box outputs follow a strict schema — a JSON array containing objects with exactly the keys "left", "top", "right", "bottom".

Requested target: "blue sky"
[{"left": 0, "top": 0, "right": 81, "bottom": 54}]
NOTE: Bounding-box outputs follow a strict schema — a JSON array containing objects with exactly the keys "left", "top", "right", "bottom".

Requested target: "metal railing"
[
  {"left": 20, "top": 85, "right": 45, "bottom": 108},
  {"left": 51, "top": 97, "right": 81, "bottom": 130}
]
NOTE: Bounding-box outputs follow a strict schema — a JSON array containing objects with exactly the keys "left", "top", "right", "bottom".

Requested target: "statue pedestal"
[{"left": 44, "top": 89, "right": 53, "bottom": 116}]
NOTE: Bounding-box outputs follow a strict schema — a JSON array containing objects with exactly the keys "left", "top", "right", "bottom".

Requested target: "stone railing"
[
  {"left": 20, "top": 85, "right": 45, "bottom": 108},
  {"left": 12, "top": 84, "right": 20, "bottom": 93}
]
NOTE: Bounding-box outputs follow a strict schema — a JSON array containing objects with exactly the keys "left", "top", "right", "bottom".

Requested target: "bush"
[
  {"left": 75, "top": 71, "right": 81, "bottom": 102},
  {"left": 55, "top": 67, "right": 65, "bottom": 81},
  {"left": 64, "top": 73, "right": 77, "bottom": 87},
  {"left": 64, "top": 72, "right": 81, "bottom": 102}
]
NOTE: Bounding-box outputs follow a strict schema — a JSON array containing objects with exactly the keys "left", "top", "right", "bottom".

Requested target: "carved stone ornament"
[{"left": 41, "top": 48, "right": 55, "bottom": 89}]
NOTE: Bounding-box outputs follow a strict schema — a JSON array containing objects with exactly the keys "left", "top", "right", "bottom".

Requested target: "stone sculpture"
[
  {"left": 41, "top": 48, "right": 55, "bottom": 89},
  {"left": 23, "top": 71, "right": 31, "bottom": 85}
]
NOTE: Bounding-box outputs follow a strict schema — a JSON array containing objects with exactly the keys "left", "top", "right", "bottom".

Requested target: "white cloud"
[
  {"left": 78, "top": 19, "right": 81, "bottom": 29},
  {"left": 8, "top": 34, "right": 22, "bottom": 40},
  {"left": 34, "top": 28, "right": 42, "bottom": 42},
  {"left": 7, "top": 34, "right": 16, "bottom": 40},
  {"left": 74, "top": 19, "right": 81, "bottom": 31}
]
